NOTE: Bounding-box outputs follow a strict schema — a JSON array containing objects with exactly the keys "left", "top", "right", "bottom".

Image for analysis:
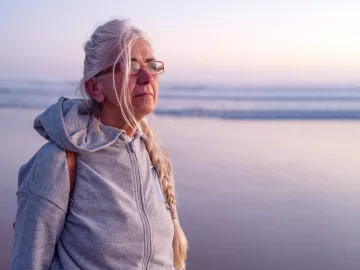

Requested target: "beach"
[{"left": 1, "top": 108, "right": 360, "bottom": 269}]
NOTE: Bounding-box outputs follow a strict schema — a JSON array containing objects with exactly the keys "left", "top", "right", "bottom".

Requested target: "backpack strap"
[{"left": 65, "top": 150, "right": 76, "bottom": 209}]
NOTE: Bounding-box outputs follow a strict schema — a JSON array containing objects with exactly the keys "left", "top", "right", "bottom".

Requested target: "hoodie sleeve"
[{"left": 10, "top": 143, "right": 70, "bottom": 270}]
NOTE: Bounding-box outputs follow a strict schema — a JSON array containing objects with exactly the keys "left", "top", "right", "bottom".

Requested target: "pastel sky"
[{"left": 0, "top": 0, "right": 359, "bottom": 85}]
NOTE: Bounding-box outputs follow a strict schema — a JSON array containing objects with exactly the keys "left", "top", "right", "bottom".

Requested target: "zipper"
[
  {"left": 129, "top": 141, "right": 135, "bottom": 153},
  {"left": 127, "top": 141, "right": 153, "bottom": 270}
]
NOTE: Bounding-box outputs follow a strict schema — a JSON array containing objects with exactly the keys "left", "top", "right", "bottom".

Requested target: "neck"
[{"left": 99, "top": 103, "right": 138, "bottom": 137}]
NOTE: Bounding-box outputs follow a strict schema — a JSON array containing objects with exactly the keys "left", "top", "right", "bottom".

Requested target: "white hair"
[{"left": 78, "top": 18, "right": 146, "bottom": 130}]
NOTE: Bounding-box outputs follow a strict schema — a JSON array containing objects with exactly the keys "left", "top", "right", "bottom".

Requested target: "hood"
[{"left": 34, "top": 97, "right": 125, "bottom": 153}]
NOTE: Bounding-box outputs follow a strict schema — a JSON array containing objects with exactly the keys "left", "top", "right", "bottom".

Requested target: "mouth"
[{"left": 133, "top": 92, "right": 153, "bottom": 98}]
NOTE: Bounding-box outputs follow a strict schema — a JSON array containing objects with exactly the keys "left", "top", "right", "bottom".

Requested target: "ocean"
[{"left": 1, "top": 80, "right": 360, "bottom": 119}]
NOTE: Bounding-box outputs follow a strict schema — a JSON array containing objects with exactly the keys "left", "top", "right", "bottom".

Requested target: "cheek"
[
  {"left": 127, "top": 78, "right": 137, "bottom": 94},
  {"left": 112, "top": 75, "right": 132, "bottom": 101},
  {"left": 152, "top": 81, "right": 159, "bottom": 102},
  {"left": 98, "top": 79, "right": 114, "bottom": 99}
]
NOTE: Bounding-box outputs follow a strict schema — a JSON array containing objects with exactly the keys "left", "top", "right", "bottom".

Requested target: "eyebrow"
[{"left": 131, "top": 57, "right": 156, "bottom": 62}]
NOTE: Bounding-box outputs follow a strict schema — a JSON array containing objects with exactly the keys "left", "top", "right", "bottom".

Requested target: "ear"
[{"left": 85, "top": 78, "right": 105, "bottom": 103}]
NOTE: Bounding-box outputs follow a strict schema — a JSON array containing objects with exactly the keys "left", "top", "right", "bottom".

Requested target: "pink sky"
[{"left": 0, "top": 0, "right": 359, "bottom": 85}]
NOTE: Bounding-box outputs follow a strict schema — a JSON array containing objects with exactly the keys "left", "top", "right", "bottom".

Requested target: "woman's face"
[{"left": 95, "top": 39, "right": 159, "bottom": 120}]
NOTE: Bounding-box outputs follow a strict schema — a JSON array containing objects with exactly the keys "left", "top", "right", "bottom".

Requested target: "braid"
[{"left": 140, "top": 119, "right": 188, "bottom": 269}]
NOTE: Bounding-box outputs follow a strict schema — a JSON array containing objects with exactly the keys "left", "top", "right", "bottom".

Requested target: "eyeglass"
[{"left": 94, "top": 60, "right": 165, "bottom": 77}]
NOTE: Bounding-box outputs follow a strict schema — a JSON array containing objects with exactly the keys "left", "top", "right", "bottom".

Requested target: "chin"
[
  {"left": 133, "top": 99, "right": 156, "bottom": 115},
  {"left": 143, "top": 106, "right": 155, "bottom": 116},
  {"left": 134, "top": 106, "right": 155, "bottom": 119}
]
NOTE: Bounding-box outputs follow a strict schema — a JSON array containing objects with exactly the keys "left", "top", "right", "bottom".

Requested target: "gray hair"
[{"left": 77, "top": 18, "right": 148, "bottom": 129}]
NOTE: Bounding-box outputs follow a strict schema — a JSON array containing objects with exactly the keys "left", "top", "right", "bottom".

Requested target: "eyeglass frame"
[{"left": 94, "top": 60, "right": 165, "bottom": 78}]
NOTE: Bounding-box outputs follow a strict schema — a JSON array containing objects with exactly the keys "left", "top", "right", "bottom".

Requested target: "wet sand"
[{"left": 1, "top": 108, "right": 360, "bottom": 269}]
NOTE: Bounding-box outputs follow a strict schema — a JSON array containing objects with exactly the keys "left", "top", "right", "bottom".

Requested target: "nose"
[{"left": 137, "top": 68, "right": 153, "bottom": 85}]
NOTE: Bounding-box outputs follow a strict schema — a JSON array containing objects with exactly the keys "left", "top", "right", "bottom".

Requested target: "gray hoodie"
[{"left": 10, "top": 97, "right": 175, "bottom": 270}]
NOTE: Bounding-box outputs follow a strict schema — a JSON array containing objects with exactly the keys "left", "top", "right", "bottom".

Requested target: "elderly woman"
[{"left": 10, "top": 19, "right": 187, "bottom": 270}]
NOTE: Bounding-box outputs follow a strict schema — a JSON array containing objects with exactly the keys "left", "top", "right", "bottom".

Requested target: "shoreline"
[{"left": 2, "top": 106, "right": 360, "bottom": 121}]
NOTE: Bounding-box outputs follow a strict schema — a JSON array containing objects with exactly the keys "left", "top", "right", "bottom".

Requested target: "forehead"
[{"left": 130, "top": 39, "right": 154, "bottom": 61}]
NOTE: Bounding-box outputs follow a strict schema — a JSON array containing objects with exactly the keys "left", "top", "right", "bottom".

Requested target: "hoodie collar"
[{"left": 34, "top": 97, "right": 144, "bottom": 153}]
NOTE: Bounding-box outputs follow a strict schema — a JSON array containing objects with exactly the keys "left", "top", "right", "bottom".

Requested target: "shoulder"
[{"left": 17, "top": 142, "right": 70, "bottom": 212}]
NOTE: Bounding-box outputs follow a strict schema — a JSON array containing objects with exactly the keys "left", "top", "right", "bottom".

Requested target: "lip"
[{"left": 133, "top": 92, "right": 153, "bottom": 98}]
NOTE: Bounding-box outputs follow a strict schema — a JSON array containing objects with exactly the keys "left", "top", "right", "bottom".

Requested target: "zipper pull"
[{"left": 129, "top": 141, "right": 135, "bottom": 153}]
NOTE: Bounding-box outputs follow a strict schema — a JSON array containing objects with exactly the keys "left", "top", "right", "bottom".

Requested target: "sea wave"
[
  {"left": 1, "top": 80, "right": 360, "bottom": 120},
  {"left": 155, "top": 108, "right": 360, "bottom": 119}
]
